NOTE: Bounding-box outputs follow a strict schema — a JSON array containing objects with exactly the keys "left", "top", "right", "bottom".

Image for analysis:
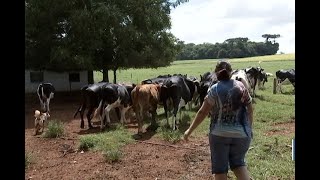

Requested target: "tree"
[
  {"left": 25, "top": 0, "right": 189, "bottom": 83},
  {"left": 217, "top": 49, "right": 228, "bottom": 58},
  {"left": 262, "top": 34, "right": 281, "bottom": 43}
]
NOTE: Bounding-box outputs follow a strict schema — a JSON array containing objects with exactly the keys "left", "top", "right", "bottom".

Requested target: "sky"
[{"left": 170, "top": 0, "right": 295, "bottom": 54}]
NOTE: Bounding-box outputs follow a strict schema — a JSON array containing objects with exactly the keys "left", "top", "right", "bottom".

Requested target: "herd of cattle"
[{"left": 33, "top": 67, "right": 295, "bottom": 136}]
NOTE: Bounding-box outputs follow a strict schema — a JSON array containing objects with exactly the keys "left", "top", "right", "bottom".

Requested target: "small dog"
[{"left": 34, "top": 110, "right": 50, "bottom": 135}]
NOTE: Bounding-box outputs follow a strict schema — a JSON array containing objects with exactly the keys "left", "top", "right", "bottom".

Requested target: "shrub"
[
  {"left": 157, "top": 126, "right": 182, "bottom": 143},
  {"left": 78, "top": 135, "right": 100, "bottom": 151},
  {"left": 25, "top": 152, "right": 33, "bottom": 168},
  {"left": 43, "top": 120, "right": 64, "bottom": 138},
  {"left": 102, "top": 148, "right": 122, "bottom": 163}
]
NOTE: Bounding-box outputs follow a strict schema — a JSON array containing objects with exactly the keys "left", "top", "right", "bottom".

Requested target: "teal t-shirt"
[{"left": 206, "top": 79, "right": 252, "bottom": 138}]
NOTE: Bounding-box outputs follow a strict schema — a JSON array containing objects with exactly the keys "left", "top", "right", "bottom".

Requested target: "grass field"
[{"left": 91, "top": 53, "right": 295, "bottom": 179}]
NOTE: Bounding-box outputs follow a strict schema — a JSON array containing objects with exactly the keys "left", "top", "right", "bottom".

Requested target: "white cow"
[{"left": 231, "top": 70, "right": 252, "bottom": 97}]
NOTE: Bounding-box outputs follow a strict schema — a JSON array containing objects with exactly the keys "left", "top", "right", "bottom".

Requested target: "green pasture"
[
  {"left": 86, "top": 53, "right": 295, "bottom": 179},
  {"left": 94, "top": 53, "right": 295, "bottom": 84}
]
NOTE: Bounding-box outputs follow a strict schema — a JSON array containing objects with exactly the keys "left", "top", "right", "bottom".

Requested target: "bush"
[
  {"left": 43, "top": 120, "right": 64, "bottom": 138},
  {"left": 157, "top": 126, "right": 182, "bottom": 143},
  {"left": 78, "top": 135, "right": 100, "bottom": 151},
  {"left": 102, "top": 148, "right": 122, "bottom": 163},
  {"left": 25, "top": 152, "right": 33, "bottom": 168},
  {"left": 78, "top": 126, "right": 133, "bottom": 162}
]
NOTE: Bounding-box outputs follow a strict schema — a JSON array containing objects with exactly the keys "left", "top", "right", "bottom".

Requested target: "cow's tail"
[
  {"left": 131, "top": 85, "right": 140, "bottom": 110},
  {"left": 73, "top": 105, "right": 82, "bottom": 118}
]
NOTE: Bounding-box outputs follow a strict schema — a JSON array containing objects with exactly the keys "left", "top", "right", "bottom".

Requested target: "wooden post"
[{"left": 273, "top": 78, "right": 277, "bottom": 94}]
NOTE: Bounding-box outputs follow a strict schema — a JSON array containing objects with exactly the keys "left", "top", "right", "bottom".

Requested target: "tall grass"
[
  {"left": 91, "top": 54, "right": 294, "bottom": 179},
  {"left": 43, "top": 120, "right": 64, "bottom": 138},
  {"left": 78, "top": 125, "right": 134, "bottom": 163},
  {"left": 25, "top": 152, "right": 34, "bottom": 169}
]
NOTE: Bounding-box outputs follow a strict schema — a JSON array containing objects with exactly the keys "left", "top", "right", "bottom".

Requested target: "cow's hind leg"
[
  {"left": 148, "top": 110, "right": 158, "bottom": 131},
  {"left": 120, "top": 105, "right": 131, "bottom": 124},
  {"left": 86, "top": 107, "right": 94, "bottom": 129},
  {"left": 163, "top": 99, "right": 170, "bottom": 129},
  {"left": 147, "top": 103, "right": 158, "bottom": 131},
  {"left": 172, "top": 97, "right": 185, "bottom": 131},
  {"left": 46, "top": 98, "right": 51, "bottom": 113},
  {"left": 80, "top": 104, "right": 86, "bottom": 129},
  {"left": 137, "top": 106, "right": 144, "bottom": 134}
]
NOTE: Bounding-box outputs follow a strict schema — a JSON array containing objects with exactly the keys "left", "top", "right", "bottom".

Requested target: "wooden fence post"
[{"left": 273, "top": 78, "right": 277, "bottom": 94}]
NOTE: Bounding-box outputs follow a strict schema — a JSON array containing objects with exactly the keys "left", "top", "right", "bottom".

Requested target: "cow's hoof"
[
  {"left": 132, "top": 134, "right": 142, "bottom": 140},
  {"left": 105, "top": 123, "right": 111, "bottom": 128},
  {"left": 164, "top": 124, "right": 171, "bottom": 129},
  {"left": 88, "top": 125, "right": 94, "bottom": 129},
  {"left": 146, "top": 124, "right": 159, "bottom": 131},
  {"left": 173, "top": 125, "right": 179, "bottom": 131}
]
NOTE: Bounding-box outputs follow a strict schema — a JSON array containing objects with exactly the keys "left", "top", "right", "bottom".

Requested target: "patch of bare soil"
[
  {"left": 25, "top": 92, "right": 214, "bottom": 180},
  {"left": 264, "top": 119, "right": 295, "bottom": 136}
]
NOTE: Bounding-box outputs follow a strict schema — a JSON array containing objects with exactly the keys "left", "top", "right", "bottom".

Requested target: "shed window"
[
  {"left": 69, "top": 73, "right": 80, "bottom": 82},
  {"left": 30, "top": 72, "right": 43, "bottom": 83}
]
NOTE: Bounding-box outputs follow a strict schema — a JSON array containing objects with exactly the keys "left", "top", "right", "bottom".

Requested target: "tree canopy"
[
  {"left": 262, "top": 34, "right": 281, "bottom": 43},
  {"left": 176, "top": 36, "right": 280, "bottom": 60},
  {"left": 25, "top": 0, "right": 189, "bottom": 82}
]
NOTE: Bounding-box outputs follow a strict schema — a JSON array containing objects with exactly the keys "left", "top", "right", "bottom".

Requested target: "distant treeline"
[{"left": 176, "top": 37, "right": 279, "bottom": 60}]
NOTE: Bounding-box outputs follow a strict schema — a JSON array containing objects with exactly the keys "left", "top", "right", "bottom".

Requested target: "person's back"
[
  {"left": 183, "top": 60, "right": 253, "bottom": 180},
  {"left": 207, "top": 79, "right": 252, "bottom": 138}
]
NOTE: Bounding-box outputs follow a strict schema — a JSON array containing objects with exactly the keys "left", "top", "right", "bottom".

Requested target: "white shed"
[{"left": 25, "top": 70, "right": 93, "bottom": 93}]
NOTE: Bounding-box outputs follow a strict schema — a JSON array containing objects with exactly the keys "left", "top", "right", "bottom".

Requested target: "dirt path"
[
  {"left": 25, "top": 92, "right": 214, "bottom": 180},
  {"left": 25, "top": 92, "right": 294, "bottom": 180}
]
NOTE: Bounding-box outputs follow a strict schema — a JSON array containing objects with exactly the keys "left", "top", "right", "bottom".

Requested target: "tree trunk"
[
  {"left": 102, "top": 69, "right": 109, "bottom": 82},
  {"left": 87, "top": 70, "right": 94, "bottom": 84},
  {"left": 113, "top": 68, "right": 117, "bottom": 84}
]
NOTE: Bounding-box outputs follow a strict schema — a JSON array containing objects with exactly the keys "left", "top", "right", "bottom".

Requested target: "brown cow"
[{"left": 131, "top": 84, "right": 161, "bottom": 135}]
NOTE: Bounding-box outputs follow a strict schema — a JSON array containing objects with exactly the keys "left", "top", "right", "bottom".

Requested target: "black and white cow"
[
  {"left": 231, "top": 69, "right": 252, "bottom": 96},
  {"left": 141, "top": 74, "right": 172, "bottom": 85},
  {"left": 186, "top": 76, "right": 200, "bottom": 109},
  {"left": 257, "top": 71, "right": 273, "bottom": 89},
  {"left": 244, "top": 67, "right": 264, "bottom": 97},
  {"left": 37, "top": 83, "right": 55, "bottom": 114},
  {"left": 160, "top": 75, "right": 192, "bottom": 130},
  {"left": 198, "top": 72, "right": 218, "bottom": 106},
  {"left": 276, "top": 69, "right": 295, "bottom": 93},
  {"left": 95, "top": 83, "right": 132, "bottom": 130},
  {"left": 74, "top": 82, "right": 108, "bottom": 129}
]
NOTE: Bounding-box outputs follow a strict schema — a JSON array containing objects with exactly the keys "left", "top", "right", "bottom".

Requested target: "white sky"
[{"left": 170, "top": 0, "right": 295, "bottom": 53}]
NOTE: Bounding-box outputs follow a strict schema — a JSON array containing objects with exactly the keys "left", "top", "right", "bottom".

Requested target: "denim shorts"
[{"left": 209, "top": 134, "right": 251, "bottom": 174}]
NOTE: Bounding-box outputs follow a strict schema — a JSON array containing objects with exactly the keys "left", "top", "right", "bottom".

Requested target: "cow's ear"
[{"left": 132, "top": 83, "right": 136, "bottom": 88}]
